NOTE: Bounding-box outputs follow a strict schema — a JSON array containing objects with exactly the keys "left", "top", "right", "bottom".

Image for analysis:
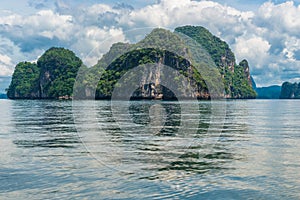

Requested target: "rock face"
[
  {"left": 175, "top": 26, "right": 256, "bottom": 99},
  {"left": 37, "top": 47, "right": 82, "bottom": 98},
  {"left": 239, "top": 59, "right": 252, "bottom": 87},
  {"left": 94, "top": 48, "right": 203, "bottom": 100},
  {"left": 82, "top": 26, "right": 256, "bottom": 99},
  {"left": 280, "top": 82, "right": 300, "bottom": 99},
  {"left": 7, "top": 62, "right": 40, "bottom": 99},
  {"left": 8, "top": 26, "right": 256, "bottom": 100},
  {"left": 7, "top": 47, "right": 82, "bottom": 99}
]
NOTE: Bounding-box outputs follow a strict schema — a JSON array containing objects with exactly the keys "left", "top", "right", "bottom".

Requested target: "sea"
[{"left": 0, "top": 99, "right": 300, "bottom": 199}]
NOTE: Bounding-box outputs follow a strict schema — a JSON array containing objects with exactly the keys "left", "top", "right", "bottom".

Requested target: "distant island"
[
  {"left": 280, "top": 82, "right": 300, "bottom": 99},
  {"left": 0, "top": 93, "right": 7, "bottom": 99},
  {"left": 251, "top": 82, "right": 300, "bottom": 99},
  {"left": 255, "top": 85, "right": 281, "bottom": 99},
  {"left": 252, "top": 82, "right": 300, "bottom": 100},
  {"left": 0, "top": 76, "right": 10, "bottom": 99},
  {"left": 7, "top": 48, "right": 82, "bottom": 99},
  {"left": 7, "top": 25, "right": 256, "bottom": 100}
]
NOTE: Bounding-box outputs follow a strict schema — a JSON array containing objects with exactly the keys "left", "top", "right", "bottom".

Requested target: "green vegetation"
[
  {"left": 94, "top": 48, "right": 209, "bottom": 99},
  {"left": 7, "top": 62, "right": 40, "bottom": 99},
  {"left": 7, "top": 47, "right": 82, "bottom": 99},
  {"left": 229, "top": 62, "right": 257, "bottom": 98},
  {"left": 175, "top": 26, "right": 235, "bottom": 68},
  {"left": 256, "top": 85, "right": 281, "bottom": 99},
  {"left": 280, "top": 82, "right": 300, "bottom": 99},
  {"left": 8, "top": 26, "right": 256, "bottom": 100},
  {"left": 0, "top": 93, "right": 7, "bottom": 99},
  {"left": 175, "top": 26, "right": 256, "bottom": 98},
  {"left": 38, "top": 47, "right": 82, "bottom": 98}
]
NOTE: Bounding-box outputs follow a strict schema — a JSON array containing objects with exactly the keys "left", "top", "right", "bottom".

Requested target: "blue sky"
[{"left": 1, "top": 0, "right": 300, "bottom": 87}]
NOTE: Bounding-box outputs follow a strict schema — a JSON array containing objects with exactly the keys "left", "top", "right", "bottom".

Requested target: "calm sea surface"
[{"left": 0, "top": 99, "right": 300, "bottom": 199}]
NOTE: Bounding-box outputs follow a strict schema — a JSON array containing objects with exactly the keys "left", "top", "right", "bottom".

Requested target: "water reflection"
[
  {"left": 11, "top": 100, "right": 79, "bottom": 149},
  {"left": 73, "top": 100, "right": 244, "bottom": 179},
  {"left": 129, "top": 101, "right": 181, "bottom": 135},
  {"left": 2, "top": 99, "right": 272, "bottom": 199}
]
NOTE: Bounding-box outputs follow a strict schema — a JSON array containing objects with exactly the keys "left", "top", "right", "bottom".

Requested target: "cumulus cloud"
[
  {"left": 234, "top": 36, "right": 271, "bottom": 69},
  {"left": 256, "top": 1, "right": 300, "bottom": 37},
  {"left": 0, "top": 0, "right": 299, "bottom": 86},
  {"left": 120, "top": 0, "right": 253, "bottom": 33},
  {"left": 119, "top": 0, "right": 300, "bottom": 86},
  {"left": 0, "top": 36, "right": 25, "bottom": 76},
  {"left": 0, "top": 3, "right": 129, "bottom": 69},
  {"left": 0, "top": 53, "right": 13, "bottom": 76},
  {"left": 0, "top": 10, "right": 74, "bottom": 43},
  {"left": 71, "top": 26, "right": 127, "bottom": 66}
]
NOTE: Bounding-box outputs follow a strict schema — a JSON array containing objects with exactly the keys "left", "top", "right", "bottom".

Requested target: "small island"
[
  {"left": 7, "top": 25, "right": 256, "bottom": 100},
  {"left": 280, "top": 82, "right": 300, "bottom": 99}
]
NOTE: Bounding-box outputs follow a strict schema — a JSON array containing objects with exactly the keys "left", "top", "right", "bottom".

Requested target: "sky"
[{"left": 1, "top": 0, "right": 300, "bottom": 87}]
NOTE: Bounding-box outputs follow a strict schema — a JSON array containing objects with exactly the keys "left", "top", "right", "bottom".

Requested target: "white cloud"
[
  {"left": 0, "top": 53, "right": 14, "bottom": 76},
  {"left": 71, "top": 26, "right": 127, "bottom": 66},
  {"left": 0, "top": 0, "right": 299, "bottom": 86},
  {"left": 88, "top": 4, "right": 114, "bottom": 14},
  {"left": 257, "top": 1, "right": 300, "bottom": 37},
  {"left": 0, "top": 5, "right": 128, "bottom": 70},
  {"left": 234, "top": 36, "right": 271, "bottom": 69},
  {"left": 3, "top": 10, "right": 74, "bottom": 41},
  {"left": 0, "top": 54, "right": 12, "bottom": 66},
  {"left": 282, "top": 36, "right": 300, "bottom": 61},
  {"left": 0, "top": 36, "right": 25, "bottom": 76},
  {"left": 120, "top": 0, "right": 252, "bottom": 32}
]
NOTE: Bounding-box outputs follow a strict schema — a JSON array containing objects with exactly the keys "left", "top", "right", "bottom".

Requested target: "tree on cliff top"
[
  {"left": 7, "top": 47, "right": 83, "bottom": 99},
  {"left": 38, "top": 47, "right": 82, "bottom": 98},
  {"left": 7, "top": 62, "right": 39, "bottom": 99}
]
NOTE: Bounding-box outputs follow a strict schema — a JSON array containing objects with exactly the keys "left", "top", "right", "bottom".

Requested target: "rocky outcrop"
[
  {"left": 7, "top": 62, "right": 40, "bottom": 99},
  {"left": 239, "top": 59, "right": 252, "bottom": 87},
  {"left": 175, "top": 26, "right": 256, "bottom": 99},
  {"left": 94, "top": 48, "right": 207, "bottom": 100},
  {"left": 7, "top": 48, "right": 82, "bottom": 99},
  {"left": 90, "top": 26, "right": 256, "bottom": 99},
  {"left": 8, "top": 26, "right": 256, "bottom": 100},
  {"left": 256, "top": 85, "right": 281, "bottom": 99},
  {"left": 280, "top": 82, "right": 300, "bottom": 99}
]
